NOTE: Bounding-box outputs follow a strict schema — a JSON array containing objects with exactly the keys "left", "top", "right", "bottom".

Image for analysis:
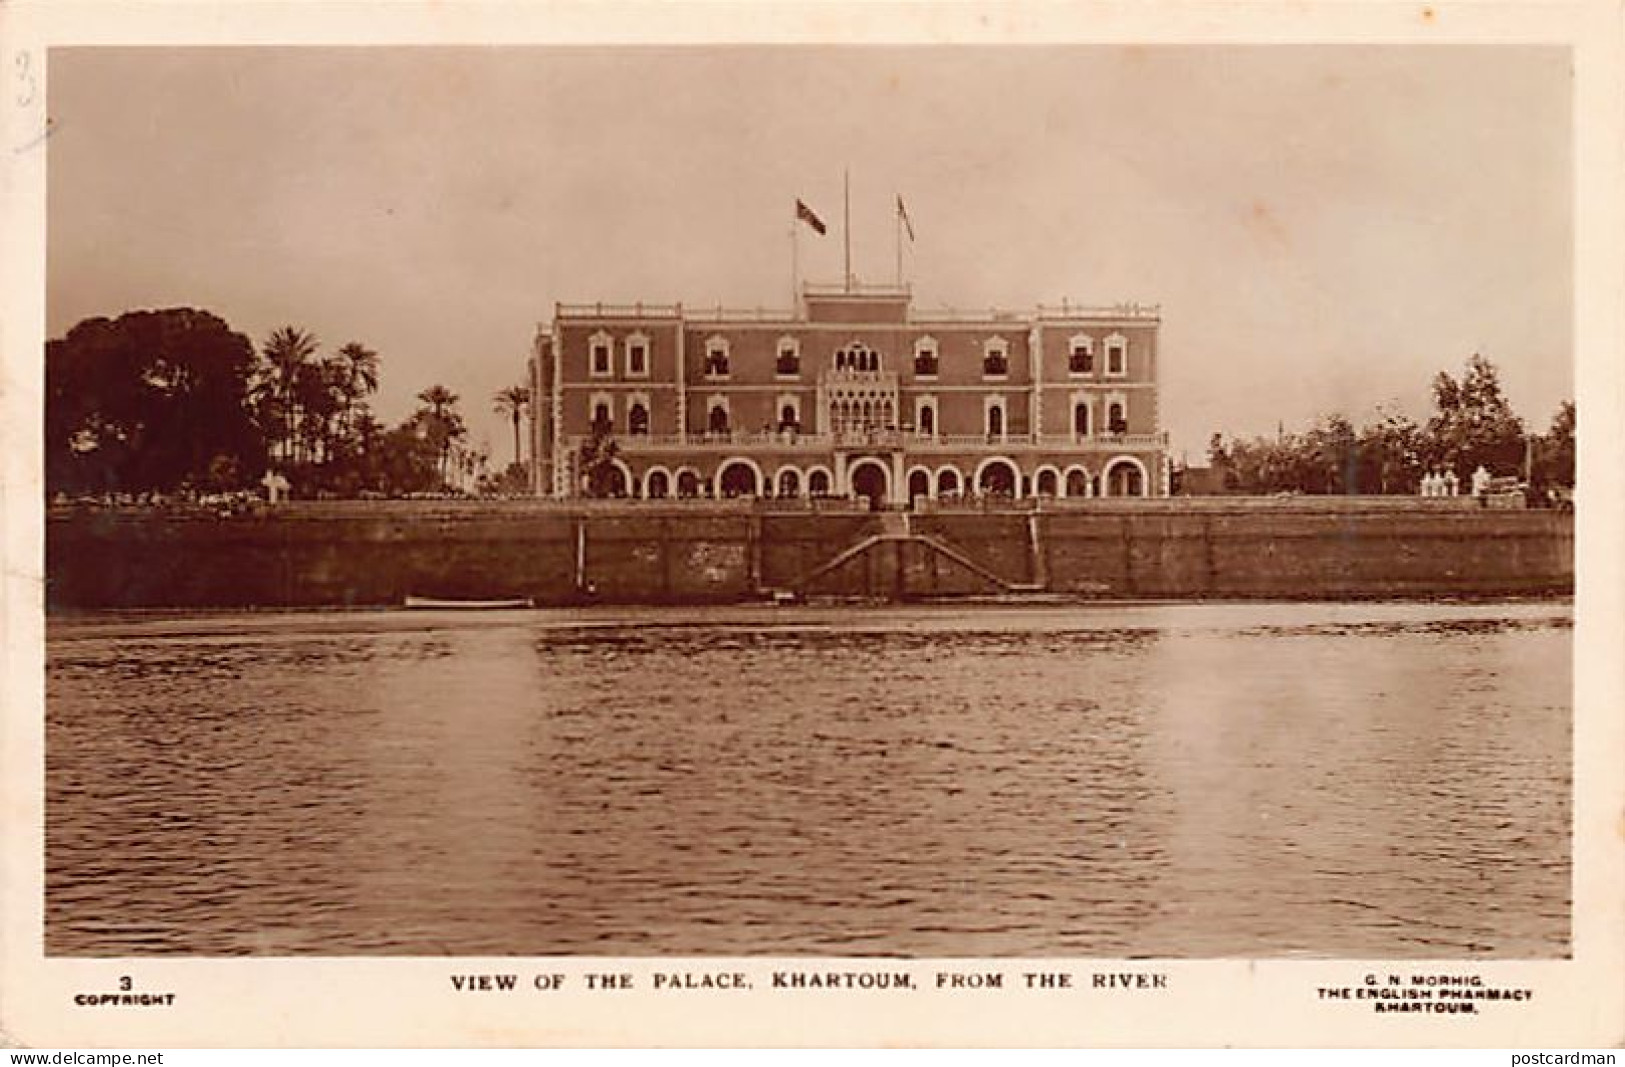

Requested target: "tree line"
[
  {"left": 1196, "top": 354, "right": 1575, "bottom": 499},
  {"left": 47, "top": 307, "right": 532, "bottom": 500}
]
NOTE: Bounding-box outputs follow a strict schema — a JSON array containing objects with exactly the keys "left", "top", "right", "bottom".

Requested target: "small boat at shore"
[{"left": 404, "top": 595, "right": 534, "bottom": 610}]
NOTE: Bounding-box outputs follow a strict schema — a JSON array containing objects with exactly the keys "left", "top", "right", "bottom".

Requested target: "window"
[
  {"left": 1105, "top": 334, "right": 1127, "bottom": 377},
  {"left": 777, "top": 394, "right": 801, "bottom": 433},
  {"left": 776, "top": 337, "right": 800, "bottom": 377},
  {"left": 589, "top": 331, "right": 613, "bottom": 378},
  {"left": 705, "top": 395, "right": 731, "bottom": 435},
  {"left": 982, "top": 338, "right": 1009, "bottom": 378},
  {"left": 914, "top": 337, "right": 939, "bottom": 378},
  {"left": 704, "top": 337, "right": 730, "bottom": 379},
  {"left": 628, "top": 402, "right": 650, "bottom": 436},
  {"left": 591, "top": 399, "right": 613, "bottom": 433},
  {"left": 1108, "top": 401, "right": 1127, "bottom": 435},
  {"left": 1073, "top": 401, "right": 1090, "bottom": 437},
  {"left": 1069, "top": 335, "right": 1094, "bottom": 375},
  {"left": 919, "top": 404, "right": 935, "bottom": 437},
  {"left": 835, "top": 342, "right": 879, "bottom": 373},
  {"left": 625, "top": 334, "right": 650, "bottom": 377},
  {"left": 986, "top": 400, "right": 1005, "bottom": 440}
]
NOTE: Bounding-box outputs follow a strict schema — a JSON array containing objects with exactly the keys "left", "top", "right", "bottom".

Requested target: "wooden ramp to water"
[{"left": 777, "top": 514, "right": 1045, "bottom": 601}]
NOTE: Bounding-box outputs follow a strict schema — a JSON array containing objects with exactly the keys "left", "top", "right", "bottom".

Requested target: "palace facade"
[{"left": 528, "top": 283, "right": 1168, "bottom": 505}]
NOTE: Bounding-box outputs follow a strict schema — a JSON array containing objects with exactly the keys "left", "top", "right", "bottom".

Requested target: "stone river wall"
[{"left": 45, "top": 497, "right": 1573, "bottom": 609}]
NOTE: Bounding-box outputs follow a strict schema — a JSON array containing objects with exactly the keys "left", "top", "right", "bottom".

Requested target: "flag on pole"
[
  {"left": 896, "top": 195, "right": 915, "bottom": 242},
  {"left": 795, "top": 199, "right": 827, "bottom": 235}
]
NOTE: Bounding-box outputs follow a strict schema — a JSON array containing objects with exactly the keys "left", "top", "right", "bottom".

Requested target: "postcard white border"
[{"left": 3, "top": 0, "right": 1621, "bottom": 1048}]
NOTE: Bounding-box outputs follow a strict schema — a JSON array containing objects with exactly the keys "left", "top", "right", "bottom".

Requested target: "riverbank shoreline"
[{"left": 47, "top": 498, "right": 1574, "bottom": 609}]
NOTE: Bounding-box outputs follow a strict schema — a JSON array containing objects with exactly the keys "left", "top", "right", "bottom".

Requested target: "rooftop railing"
[
  {"left": 553, "top": 297, "right": 1161, "bottom": 324},
  {"left": 557, "top": 301, "right": 682, "bottom": 319}
]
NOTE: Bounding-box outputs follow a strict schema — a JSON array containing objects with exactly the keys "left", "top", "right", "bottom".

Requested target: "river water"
[{"left": 45, "top": 600, "right": 1571, "bottom": 958}]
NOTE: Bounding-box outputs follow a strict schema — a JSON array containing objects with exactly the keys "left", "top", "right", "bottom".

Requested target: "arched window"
[
  {"left": 914, "top": 337, "right": 939, "bottom": 377},
  {"left": 776, "top": 337, "right": 800, "bottom": 376},
  {"left": 704, "top": 337, "right": 730, "bottom": 378},
  {"left": 708, "top": 404, "right": 730, "bottom": 435},
  {"left": 778, "top": 468, "right": 801, "bottom": 497},
  {"left": 808, "top": 469, "right": 831, "bottom": 496},
  {"left": 1074, "top": 402, "right": 1090, "bottom": 437},
  {"left": 1065, "top": 468, "right": 1090, "bottom": 497},
  {"left": 780, "top": 404, "right": 799, "bottom": 432},
  {"left": 628, "top": 403, "right": 649, "bottom": 436},
  {"left": 987, "top": 403, "right": 1004, "bottom": 440},
  {"left": 908, "top": 469, "right": 931, "bottom": 500},
  {"left": 982, "top": 338, "right": 1010, "bottom": 377},
  {"left": 938, "top": 468, "right": 961, "bottom": 497},
  {"left": 592, "top": 402, "right": 612, "bottom": 431},
  {"left": 676, "top": 470, "right": 700, "bottom": 498},
  {"left": 1108, "top": 402, "right": 1126, "bottom": 435},
  {"left": 646, "top": 470, "right": 670, "bottom": 499},
  {"left": 919, "top": 404, "right": 935, "bottom": 436},
  {"left": 1035, "top": 469, "right": 1059, "bottom": 497}
]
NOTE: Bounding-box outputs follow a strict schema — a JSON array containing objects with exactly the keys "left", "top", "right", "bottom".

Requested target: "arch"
[
  {"left": 600, "top": 457, "right": 634, "bottom": 498},
  {"left": 906, "top": 465, "right": 933, "bottom": 503},
  {"left": 984, "top": 395, "right": 1007, "bottom": 441},
  {"left": 1068, "top": 333, "right": 1095, "bottom": 374},
  {"left": 775, "top": 466, "right": 802, "bottom": 498},
  {"left": 1063, "top": 464, "right": 1093, "bottom": 499},
  {"left": 848, "top": 457, "right": 891, "bottom": 509},
  {"left": 675, "top": 467, "right": 702, "bottom": 498},
  {"left": 627, "top": 401, "right": 649, "bottom": 436},
  {"left": 777, "top": 394, "right": 801, "bottom": 432},
  {"left": 806, "top": 465, "right": 833, "bottom": 497},
  {"left": 716, "top": 456, "right": 764, "bottom": 498},
  {"left": 644, "top": 465, "right": 672, "bottom": 500},
  {"left": 1033, "top": 465, "right": 1061, "bottom": 498},
  {"left": 974, "top": 456, "right": 1021, "bottom": 498},
  {"left": 1103, "top": 456, "right": 1149, "bottom": 498},
  {"left": 917, "top": 399, "right": 936, "bottom": 437},
  {"left": 936, "top": 466, "right": 963, "bottom": 497},
  {"left": 707, "top": 402, "right": 730, "bottom": 435}
]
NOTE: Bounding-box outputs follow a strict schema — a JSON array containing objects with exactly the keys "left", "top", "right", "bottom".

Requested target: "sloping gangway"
[{"left": 774, "top": 512, "right": 1045, "bottom": 600}]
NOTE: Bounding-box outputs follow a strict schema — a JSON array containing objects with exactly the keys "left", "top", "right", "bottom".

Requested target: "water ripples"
[{"left": 46, "top": 600, "right": 1571, "bottom": 958}]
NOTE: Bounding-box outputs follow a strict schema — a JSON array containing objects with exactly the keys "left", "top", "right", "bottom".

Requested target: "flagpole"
[
  {"left": 895, "top": 201, "right": 902, "bottom": 286},
  {"left": 843, "top": 169, "right": 852, "bottom": 292},
  {"left": 790, "top": 216, "right": 799, "bottom": 313}
]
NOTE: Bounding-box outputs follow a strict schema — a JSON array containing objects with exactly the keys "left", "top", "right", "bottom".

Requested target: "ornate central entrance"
[{"left": 847, "top": 458, "right": 891, "bottom": 510}]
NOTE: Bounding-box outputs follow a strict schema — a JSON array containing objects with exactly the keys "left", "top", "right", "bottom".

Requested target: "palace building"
[{"left": 528, "top": 283, "right": 1168, "bottom": 506}]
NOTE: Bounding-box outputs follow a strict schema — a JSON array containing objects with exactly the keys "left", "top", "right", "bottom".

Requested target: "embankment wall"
[{"left": 45, "top": 499, "right": 1573, "bottom": 609}]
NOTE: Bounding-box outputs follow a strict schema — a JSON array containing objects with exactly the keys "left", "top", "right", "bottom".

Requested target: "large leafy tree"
[
  {"left": 1426, "top": 353, "right": 1526, "bottom": 479},
  {"left": 46, "top": 308, "right": 262, "bottom": 494},
  {"left": 1529, "top": 400, "right": 1576, "bottom": 497},
  {"left": 577, "top": 408, "right": 621, "bottom": 497}
]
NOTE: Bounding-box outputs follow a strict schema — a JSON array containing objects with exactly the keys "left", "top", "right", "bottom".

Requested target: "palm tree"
[
  {"left": 415, "top": 385, "right": 465, "bottom": 486},
  {"left": 334, "top": 342, "right": 380, "bottom": 438},
  {"left": 493, "top": 384, "right": 531, "bottom": 469},
  {"left": 259, "top": 326, "right": 320, "bottom": 466}
]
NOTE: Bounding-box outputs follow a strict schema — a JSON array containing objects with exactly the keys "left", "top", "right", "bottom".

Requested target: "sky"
[{"left": 45, "top": 45, "right": 1573, "bottom": 462}]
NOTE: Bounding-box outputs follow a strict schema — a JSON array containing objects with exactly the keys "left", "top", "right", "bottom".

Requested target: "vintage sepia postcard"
[{"left": 2, "top": 0, "right": 1622, "bottom": 1049}]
